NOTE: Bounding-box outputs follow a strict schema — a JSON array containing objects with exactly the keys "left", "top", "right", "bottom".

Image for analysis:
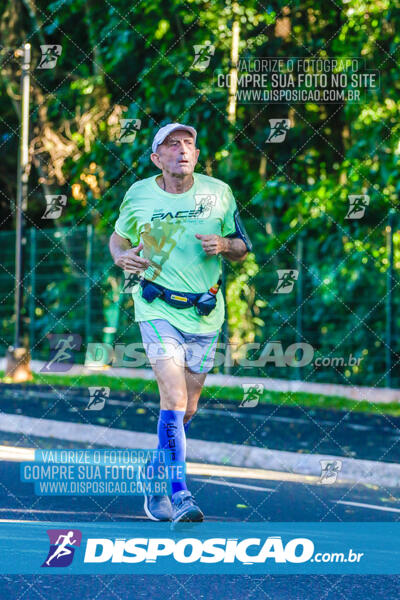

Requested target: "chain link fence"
[{"left": 0, "top": 223, "right": 398, "bottom": 387}]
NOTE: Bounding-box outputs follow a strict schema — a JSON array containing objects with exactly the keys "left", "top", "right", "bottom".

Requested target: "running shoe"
[
  {"left": 171, "top": 490, "right": 204, "bottom": 523},
  {"left": 144, "top": 494, "right": 173, "bottom": 521}
]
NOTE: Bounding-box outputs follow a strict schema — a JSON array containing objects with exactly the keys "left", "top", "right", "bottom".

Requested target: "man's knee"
[{"left": 160, "top": 387, "right": 187, "bottom": 411}]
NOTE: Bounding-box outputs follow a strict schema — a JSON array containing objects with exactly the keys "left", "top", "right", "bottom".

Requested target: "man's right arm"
[{"left": 109, "top": 232, "right": 150, "bottom": 273}]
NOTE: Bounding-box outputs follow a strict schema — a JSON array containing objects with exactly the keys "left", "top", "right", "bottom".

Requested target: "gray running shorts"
[{"left": 138, "top": 319, "right": 220, "bottom": 374}]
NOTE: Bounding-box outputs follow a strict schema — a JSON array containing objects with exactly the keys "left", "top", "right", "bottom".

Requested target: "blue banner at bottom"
[{"left": 0, "top": 521, "right": 397, "bottom": 574}]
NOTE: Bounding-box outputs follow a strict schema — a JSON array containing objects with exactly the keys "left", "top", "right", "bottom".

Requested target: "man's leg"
[
  {"left": 139, "top": 320, "right": 188, "bottom": 520},
  {"left": 183, "top": 367, "right": 207, "bottom": 434},
  {"left": 151, "top": 356, "right": 189, "bottom": 494},
  {"left": 139, "top": 320, "right": 218, "bottom": 522},
  {"left": 149, "top": 343, "right": 204, "bottom": 522},
  {"left": 181, "top": 329, "right": 220, "bottom": 434},
  {"left": 139, "top": 320, "right": 203, "bottom": 522}
]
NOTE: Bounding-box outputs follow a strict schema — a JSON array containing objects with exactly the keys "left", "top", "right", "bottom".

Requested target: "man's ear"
[
  {"left": 150, "top": 153, "right": 162, "bottom": 169},
  {"left": 194, "top": 148, "right": 200, "bottom": 165}
]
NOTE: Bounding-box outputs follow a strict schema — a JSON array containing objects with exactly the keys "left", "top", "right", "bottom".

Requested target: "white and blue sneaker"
[
  {"left": 171, "top": 490, "right": 204, "bottom": 523},
  {"left": 144, "top": 494, "right": 173, "bottom": 521}
]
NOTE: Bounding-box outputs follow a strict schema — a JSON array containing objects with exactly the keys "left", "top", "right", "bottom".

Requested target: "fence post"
[
  {"left": 296, "top": 232, "right": 303, "bottom": 381},
  {"left": 385, "top": 209, "right": 394, "bottom": 388},
  {"left": 85, "top": 224, "right": 93, "bottom": 346},
  {"left": 29, "top": 227, "right": 36, "bottom": 357}
]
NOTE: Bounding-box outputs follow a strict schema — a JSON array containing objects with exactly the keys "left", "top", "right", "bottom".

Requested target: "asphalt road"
[
  {"left": 2, "top": 454, "right": 400, "bottom": 523},
  {"left": 2, "top": 383, "right": 400, "bottom": 461},
  {"left": 1, "top": 454, "right": 400, "bottom": 599},
  {"left": 1, "top": 572, "right": 400, "bottom": 600},
  {"left": 1, "top": 384, "right": 400, "bottom": 598},
  {"left": 1, "top": 451, "right": 400, "bottom": 523}
]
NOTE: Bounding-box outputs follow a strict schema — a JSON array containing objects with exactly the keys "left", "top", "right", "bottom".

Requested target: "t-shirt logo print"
[
  {"left": 194, "top": 194, "right": 216, "bottom": 219},
  {"left": 141, "top": 216, "right": 185, "bottom": 281}
]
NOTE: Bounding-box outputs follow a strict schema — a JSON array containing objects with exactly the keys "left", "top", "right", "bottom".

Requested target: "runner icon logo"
[
  {"left": 319, "top": 460, "right": 342, "bottom": 485},
  {"left": 266, "top": 119, "right": 291, "bottom": 143},
  {"left": 122, "top": 271, "right": 141, "bottom": 293},
  {"left": 118, "top": 119, "right": 141, "bottom": 143},
  {"left": 274, "top": 270, "right": 299, "bottom": 294},
  {"left": 42, "top": 529, "right": 82, "bottom": 567},
  {"left": 37, "top": 45, "right": 62, "bottom": 69},
  {"left": 191, "top": 42, "right": 215, "bottom": 71},
  {"left": 239, "top": 383, "right": 264, "bottom": 408},
  {"left": 194, "top": 194, "right": 216, "bottom": 219},
  {"left": 86, "top": 387, "right": 110, "bottom": 411},
  {"left": 41, "top": 334, "right": 82, "bottom": 373},
  {"left": 345, "top": 194, "right": 369, "bottom": 219},
  {"left": 42, "top": 195, "right": 67, "bottom": 219}
]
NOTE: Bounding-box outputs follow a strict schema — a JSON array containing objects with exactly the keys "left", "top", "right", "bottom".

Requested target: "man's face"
[{"left": 151, "top": 130, "right": 200, "bottom": 177}]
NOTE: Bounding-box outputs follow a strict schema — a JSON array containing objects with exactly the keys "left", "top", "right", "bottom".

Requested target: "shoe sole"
[
  {"left": 143, "top": 495, "right": 171, "bottom": 521},
  {"left": 173, "top": 506, "right": 204, "bottom": 523}
]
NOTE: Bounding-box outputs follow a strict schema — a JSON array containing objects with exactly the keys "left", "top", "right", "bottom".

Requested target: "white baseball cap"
[{"left": 152, "top": 122, "right": 197, "bottom": 153}]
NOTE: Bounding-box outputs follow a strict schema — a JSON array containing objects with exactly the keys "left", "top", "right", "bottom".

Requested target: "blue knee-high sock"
[
  {"left": 158, "top": 417, "right": 191, "bottom": 442},
  {"left": 157, "top": 409, "right": 187, "bottom": 495}
]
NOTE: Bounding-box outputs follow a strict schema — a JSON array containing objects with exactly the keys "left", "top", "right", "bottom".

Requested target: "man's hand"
[
  {"left": 115, "top": 242, "right": 150, "bottom": 273},
  {"left": 195, "top": 234, "right": 228, "bottom": 256},
  {"left": 195, "top": 233, "right": 247, "bottom": 262},
  {"left": 109, "top": 233, "right": 150, "bottom": 273}
]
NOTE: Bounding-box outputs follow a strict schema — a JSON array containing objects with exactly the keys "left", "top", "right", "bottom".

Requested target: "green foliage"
[{"left": 0, "top": 0, "right": 399, "bottom": 387}]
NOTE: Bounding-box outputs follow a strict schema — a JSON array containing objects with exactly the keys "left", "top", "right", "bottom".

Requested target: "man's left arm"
[
  {"left": 195, "top": 234, "right": 248, "bottom": 262},
  {"left": 196, "top": 185, "right": 252, "bottom": 262},
  {"left": 221, "top": 236, "right": 248, "bottom": 261}
]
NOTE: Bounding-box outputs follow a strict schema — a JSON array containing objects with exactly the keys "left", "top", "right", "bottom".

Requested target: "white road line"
[
  {"left": 191, "top": 477, "right": 275, "bottom": 492},
  {"left": 334, "top": 500, "right": 400, "bottom": 513},
  {"left": 0, "top": 519, "right": 38, "bottom": 523},
  {"left": 0, "top": 508, "right": 136, "bottom": 518},
  {"left": 0, "top": 446, "right": 35, "bottom": 461}
]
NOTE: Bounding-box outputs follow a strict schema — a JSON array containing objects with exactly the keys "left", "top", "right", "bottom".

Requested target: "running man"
[
  {"left": 45, "top": 531, "right": 77, "bottom": 566},
  {"left": 42, "top": 334, "right": 76, "bottom": 371},
  {"left": 109, "top": 123, "right": 252, "bottom": 522}
]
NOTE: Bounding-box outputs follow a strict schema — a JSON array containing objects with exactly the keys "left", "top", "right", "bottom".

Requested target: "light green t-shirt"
[{"left": 114, "top": 172, "right": 237, "bottom": 333}]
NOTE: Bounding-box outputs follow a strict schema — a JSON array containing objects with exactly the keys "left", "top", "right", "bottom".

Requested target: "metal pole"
[
  {"left": 85, "top": 224, "right": 93, "bottom": 346},
  {"left": 29, "top": 227, "right": 36, "bottom": 356},
  {"left": 14, "top": 43, "right": 31, "bottom": 348},
  {"left": 296, "top": 233, "right": 303, "bottom": 381},
  {"left": 222, "top": 4, "right": 240, "bottom": 374},
  {"left": 385, "top": 209, "right": 394, "bottom": 388}
]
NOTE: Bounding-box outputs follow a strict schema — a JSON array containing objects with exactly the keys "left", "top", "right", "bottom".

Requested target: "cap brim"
[{"left": 153, "top": 125, "right": 197, "bottom": 153}]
